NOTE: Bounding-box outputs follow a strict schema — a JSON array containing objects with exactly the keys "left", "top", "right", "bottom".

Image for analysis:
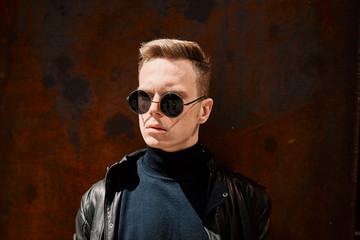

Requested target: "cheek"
[
  {"left": 174, "top": 111, "right": 200, "bottom": 130},
  {"left": 138, "top": 116, "right": 145, "bottom": 131},
  {"left": 186, "top": 107, "right": 201, "bottom": 124}
]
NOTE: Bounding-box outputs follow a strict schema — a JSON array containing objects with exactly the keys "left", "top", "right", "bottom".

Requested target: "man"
[{"left": 74, "top": 39, "right": 271, "bottom": 240}]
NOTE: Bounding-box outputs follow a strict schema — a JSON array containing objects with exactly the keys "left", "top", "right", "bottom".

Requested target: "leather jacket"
[{"left": 74, "top": 148, "right": 271, "bottom": 240}]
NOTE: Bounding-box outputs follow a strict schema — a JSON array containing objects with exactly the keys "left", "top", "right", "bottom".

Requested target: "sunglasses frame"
[{"left": 127, "top": 89, "right": 206, "bottom": 118}]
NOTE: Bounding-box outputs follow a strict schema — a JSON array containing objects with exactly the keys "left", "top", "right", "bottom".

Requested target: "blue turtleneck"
[{"left": 118, "top": 142, "right": 210, "bottom": 240}]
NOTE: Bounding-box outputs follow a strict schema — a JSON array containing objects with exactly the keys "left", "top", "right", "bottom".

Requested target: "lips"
[{"left": 146, "top": 124, "right": 167, "bottom": 132}]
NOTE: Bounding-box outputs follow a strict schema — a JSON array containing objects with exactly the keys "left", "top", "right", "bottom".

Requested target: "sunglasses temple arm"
[{"left": 184, "top": 96, "right": 206, "bottom": 106}]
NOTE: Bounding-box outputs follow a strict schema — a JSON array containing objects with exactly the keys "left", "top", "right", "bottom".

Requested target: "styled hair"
[{"left": 138, "top": 39, "right": 211, "bottom": 96}]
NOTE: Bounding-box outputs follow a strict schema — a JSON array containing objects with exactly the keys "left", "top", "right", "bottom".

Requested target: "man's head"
[
  {"left": 138, "top": 39, "right": 211, "bottom": 97},
  {"left": 131, "top": 39, "right": 213, "bottom": 152}
]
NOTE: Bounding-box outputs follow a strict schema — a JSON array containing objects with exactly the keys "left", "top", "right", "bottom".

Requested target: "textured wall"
[{"left": 0, "top": 0, "right": 358, "bottom": 239}]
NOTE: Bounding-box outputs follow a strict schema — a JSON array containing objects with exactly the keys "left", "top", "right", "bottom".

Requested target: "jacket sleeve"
[
  {"left": 74, "top": 188, "right": 93, "bottom": 240},
  {"left": 254, "top": 189, "right": 272, "bottom": 240},
  {"left": 74, "top": 180, "right": 106, "bottom": 240},
  {"left": 226, "top": 168, "right": 272, "bottom": 240}
]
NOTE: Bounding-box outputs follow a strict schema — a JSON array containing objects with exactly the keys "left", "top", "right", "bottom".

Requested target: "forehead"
[{"left": 138, "top": 58, "right": 197, "bottom": 95}]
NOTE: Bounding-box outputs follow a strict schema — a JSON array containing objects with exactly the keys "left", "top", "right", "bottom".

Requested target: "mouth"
[{"left": 146, "top": 125, "right": 167, "bottom": 132}]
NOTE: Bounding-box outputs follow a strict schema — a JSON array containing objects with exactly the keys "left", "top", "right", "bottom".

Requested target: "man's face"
[{"left": 137, "top": 58, "right": 211, "bottom": 152}]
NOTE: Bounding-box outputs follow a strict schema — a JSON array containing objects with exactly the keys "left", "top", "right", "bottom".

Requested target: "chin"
[
  {"left": 144, "top": 138, "right": 181, "bottom": 152},
  {"left": 143, "top": 136, "right": 166, "bottom": 149}
]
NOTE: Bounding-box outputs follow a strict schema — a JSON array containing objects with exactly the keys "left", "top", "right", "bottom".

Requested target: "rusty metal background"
[{"left": 0, "top": 0, "right": 359, "bottom": 239}]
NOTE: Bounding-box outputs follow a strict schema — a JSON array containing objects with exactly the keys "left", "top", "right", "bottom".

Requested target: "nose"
[{"left": 147, "top": 98, "right": 163, "bottom": 116}]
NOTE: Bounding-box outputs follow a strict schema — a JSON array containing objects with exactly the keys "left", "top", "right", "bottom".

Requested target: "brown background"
[{"left": 0, "top": 0, "right": 359, "bottom": 239}]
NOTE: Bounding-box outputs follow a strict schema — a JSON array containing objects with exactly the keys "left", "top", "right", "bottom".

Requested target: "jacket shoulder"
[
  {"left": 217, "top": 165, "right": 271, "bottom": 214},
  {"left": 84, "top": 179, "right": 106, "bottom": 204},
  {"left": 231, "top": 170, "right": 267, "bottom": 193},
  {"left": 79, "top": 179, "right": 106, "bottom": 223}
]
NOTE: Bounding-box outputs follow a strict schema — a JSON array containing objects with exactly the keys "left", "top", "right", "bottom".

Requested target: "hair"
[{"left": 138, "top": 39, "right": 211, "bottom": 97}]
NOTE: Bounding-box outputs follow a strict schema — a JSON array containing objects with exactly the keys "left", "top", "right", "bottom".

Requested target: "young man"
[{"left": 74, "top": 39, "right": 271, "bottom": 240}]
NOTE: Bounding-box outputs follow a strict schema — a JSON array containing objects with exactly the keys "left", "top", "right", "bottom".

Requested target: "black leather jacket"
[{"left": 74, "top": 148, "right": 271, "bottom": 240}]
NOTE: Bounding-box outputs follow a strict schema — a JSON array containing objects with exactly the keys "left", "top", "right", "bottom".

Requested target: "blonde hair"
[{"left": 138, "top": 39, "right": 211, "bottom": 96}]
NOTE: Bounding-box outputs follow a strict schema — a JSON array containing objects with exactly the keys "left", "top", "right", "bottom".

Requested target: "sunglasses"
[{"left": 127, "top": 90, "right": 206, "bottom": 118}]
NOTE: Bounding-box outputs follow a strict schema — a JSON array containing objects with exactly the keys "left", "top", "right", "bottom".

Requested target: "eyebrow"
[{"left": 138, "top": 87, "right": 188, "bottom": 98}]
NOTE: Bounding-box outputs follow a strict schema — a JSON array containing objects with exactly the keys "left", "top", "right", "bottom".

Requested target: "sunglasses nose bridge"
[
  {"left": 147, "top": 99, "right": 163, "bottom": 116},
  {"left": 150, "top": 99, "right": 160, "bottom": 104}
]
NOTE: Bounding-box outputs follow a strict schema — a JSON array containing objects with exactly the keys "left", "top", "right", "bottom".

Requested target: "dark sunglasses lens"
[
  {"left": 128, "top": 90, "right": 151, "bottom": 114},
  {"left": 161, "top": 93, "right": 183, "bottom": 118}
]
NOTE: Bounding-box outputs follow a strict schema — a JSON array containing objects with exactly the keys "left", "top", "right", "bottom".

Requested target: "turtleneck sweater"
[{"left": 118, "top": 142, "right": 210, "bottom": 240}]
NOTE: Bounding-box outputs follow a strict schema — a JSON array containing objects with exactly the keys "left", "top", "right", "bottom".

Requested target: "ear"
[{"left": 199, "top": 98, "right": 213, "bottom": 124}]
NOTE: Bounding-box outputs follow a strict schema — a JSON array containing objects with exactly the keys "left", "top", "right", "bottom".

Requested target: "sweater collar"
[{"left": 141, "top": 142, "right": 209, "bottom": 180}]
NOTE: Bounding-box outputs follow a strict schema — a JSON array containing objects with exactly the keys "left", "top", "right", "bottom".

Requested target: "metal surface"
[{"left": 0, "top": 0, "right": 358, "bottom": 239}]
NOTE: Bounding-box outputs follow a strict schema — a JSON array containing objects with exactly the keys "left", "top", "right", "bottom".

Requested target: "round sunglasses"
[{"left": 127, "top": 90, "right": 206, "bottom": 118}]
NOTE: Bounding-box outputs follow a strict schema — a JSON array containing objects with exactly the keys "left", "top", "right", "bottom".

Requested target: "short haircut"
[{"left": 138, "top": 39, "right": 211, "bottom": 97}]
